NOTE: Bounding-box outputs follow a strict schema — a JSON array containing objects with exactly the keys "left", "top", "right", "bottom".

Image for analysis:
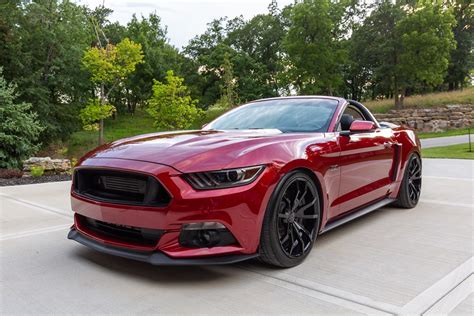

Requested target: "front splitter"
[{"left": 68, "top": 229, "right": 258, "bottom": 266}]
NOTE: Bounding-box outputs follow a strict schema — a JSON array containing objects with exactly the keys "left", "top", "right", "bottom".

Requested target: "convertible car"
[{"left": 68, "top": 96, "right": 422, "bottom": 267}]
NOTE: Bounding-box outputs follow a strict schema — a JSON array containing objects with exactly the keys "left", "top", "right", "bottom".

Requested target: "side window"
[
  {"left": 337, "top": 105, "right": 366, "bottom": 131},
  {"left": 344, "top": 106, "right": 365, "bottom": 120}
]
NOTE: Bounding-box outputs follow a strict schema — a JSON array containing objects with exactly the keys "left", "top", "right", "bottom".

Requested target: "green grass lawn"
[
  {"left": 67, "top": 110, "right": 160, "bottom": 159},
  {"left": 417, "top": 128, "right": 473, "bottom": 139},
  {"left": 422, "top": 143, "right": 474, "bottom": 160},
  {"left": 364, "top": 87, "right": 474, "bottom": 113}
]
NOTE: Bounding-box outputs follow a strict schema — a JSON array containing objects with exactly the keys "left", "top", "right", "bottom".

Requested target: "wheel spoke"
[
  {"left": 411, "top": 162, "right": 420, "bottom": 176},
  {"left": 409, "top": 183, "right": 417, "bottom": 200},
  {"left": 291, "top": 191, "right": 300, "bottom": 212},
  {"left": 292, "top": 224, "right": 305, "bottom": 252},
  {"left": 281, "top": 231, "right": 290, "bottom": 244},
  {"left": 296, "top": 213, "right": 319, "bottom": 219},
  {"left": 294, "top": 221, "right": 313, "bottom": 241},
  {"left": 283, "top": 196, "right": 291, "bottom": 206},
  {"left": 295, "top": 197, "right": 317, "bottom": 216},
  {"left": 289, "top": 229, "right": 298, "bottom": 255}
]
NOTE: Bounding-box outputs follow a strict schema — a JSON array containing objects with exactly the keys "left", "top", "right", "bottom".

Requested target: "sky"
[{"left": 75, "top": 0, "right": 294, "bottom": 49}]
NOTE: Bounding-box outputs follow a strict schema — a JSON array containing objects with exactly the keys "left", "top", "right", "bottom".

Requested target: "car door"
[{"left": 331, "top": 105, "right": 395, "bottom": 218}]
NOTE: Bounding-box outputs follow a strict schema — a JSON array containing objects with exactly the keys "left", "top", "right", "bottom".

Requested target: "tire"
[
  {"left": 394, "top": 153, "right": 422, "bottom": 208},
  {"left": 259, "top": 171, "right": 321, "bottom": 268}
]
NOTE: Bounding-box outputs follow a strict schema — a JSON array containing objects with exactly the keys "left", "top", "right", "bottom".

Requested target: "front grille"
[
  {"left": 102, "top": 176, "right": 146, "bottom": 194},
  {"left": 78, "top": 215, "right": 164, "bottom": 246},
  {"left": 73, "top": 168, "right": 171, "bottom": 206}
]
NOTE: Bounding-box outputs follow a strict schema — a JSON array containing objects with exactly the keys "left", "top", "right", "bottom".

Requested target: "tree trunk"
[
  {"left": 394, "top": 80, "right": 401, "bottom": 109},
  {"left": 399, "top": 87, "right": 405, "bottom": 107},
  {"left": 99, "top": 84, "right": 105, "bottom": 145}
]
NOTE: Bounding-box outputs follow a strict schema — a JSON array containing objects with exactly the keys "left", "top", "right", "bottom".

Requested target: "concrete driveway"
[{"left": 1, "top": 158, "right": 472, "bottom": 315}]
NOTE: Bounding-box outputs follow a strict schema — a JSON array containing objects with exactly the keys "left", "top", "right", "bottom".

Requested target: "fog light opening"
[{"left": 179, "top": 222, "right": 237, "bottom": 248}]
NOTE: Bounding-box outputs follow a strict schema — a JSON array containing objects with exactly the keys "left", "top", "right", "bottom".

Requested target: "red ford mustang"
[{"left": 68, "top": 96, "right": 422, "bottom": 267}]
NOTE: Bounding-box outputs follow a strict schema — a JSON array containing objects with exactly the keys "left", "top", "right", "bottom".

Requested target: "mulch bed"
[{"left": 0, "top": 174, "right": 72, "bottom": 187}]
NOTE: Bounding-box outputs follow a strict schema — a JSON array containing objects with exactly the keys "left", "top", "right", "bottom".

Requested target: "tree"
[
  {"left": 217, "top": 52, "right": 238, "bottom": 108},
  {"left": 82, "top": 38, "right": 144, "bottom": 144},
  {"left": 348, "top": 1, "right": 456, "bottom": 107},
  {"left": 0, "top": 70, "right": 44, "bottom": 169},
  {"left": 348, "top": 1, "right": 405, "bottom": 101},
  {"left": 395, "top": 2, "right": 456, "bottom": 106},
  {"left": 445, "top": 0, "right": 473, "bottom": 90},
  {"left": 227, "top": 12, "right": 285, "bottom": 97},
  {"left": 1, "top": 0, "right": 94, "bottom": 143},
  {"left": 185, "top": 14, "right": 284, "bottom": 107},
  {"left": 282, "top": 0, "right": 348, "bottom": 95},
  {"left": 124, "top": 13, "right": 182, "bottom": 113},
  {"left": 146, "top": 70, "right": 202, "bottom": 130}
]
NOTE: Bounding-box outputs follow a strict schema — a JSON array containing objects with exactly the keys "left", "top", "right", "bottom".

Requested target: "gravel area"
[{"left": 0, "top": 174, "right": 71, "bottom": 187}]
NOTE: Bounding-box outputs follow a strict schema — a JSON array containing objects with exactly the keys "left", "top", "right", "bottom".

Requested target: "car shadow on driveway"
[{"left": 69, "top": 247, "right": 237, "bottom": 284}]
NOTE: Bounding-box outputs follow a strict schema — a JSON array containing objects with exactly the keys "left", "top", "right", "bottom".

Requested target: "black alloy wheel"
[
  {"left": 407, "top": 156, "right": 422, "bottom": 203},
  {"left": 259, "top": 171, "right": 321, "bottom": 267},
  {"left": 395, "top": 154, "right": 422, "bottom": 208}
]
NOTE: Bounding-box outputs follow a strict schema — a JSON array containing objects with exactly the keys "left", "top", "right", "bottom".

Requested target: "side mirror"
[{"left": 340, "top": 120, "right": 376, "bottom": 136}]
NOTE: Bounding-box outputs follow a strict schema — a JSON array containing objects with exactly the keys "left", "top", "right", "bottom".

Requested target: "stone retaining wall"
[
  {"left": 373, "top": 105, "right": 474, "bottom": 132},
  {"left": 23, "top": 157, "right": 71, "bottom": 175}
]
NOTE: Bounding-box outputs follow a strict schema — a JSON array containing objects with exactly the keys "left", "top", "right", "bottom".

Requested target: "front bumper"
[
  {"left": 69, "top": 158, "right": 279, "bottom": 262},
  {"left": 68, "top": 228, "right": 258, "bottom": 265}
]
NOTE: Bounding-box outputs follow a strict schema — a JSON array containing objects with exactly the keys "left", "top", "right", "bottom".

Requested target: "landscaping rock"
[
  {"left": 374, "top": 104, "right": 474, "bottom": 132},
  {"left": 23, "top": 157, "right": 71, "bottom": 175}
]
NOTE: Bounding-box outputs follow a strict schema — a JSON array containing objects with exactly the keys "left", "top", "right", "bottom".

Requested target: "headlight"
[{"left": 183, "top": 165, "right": 265, "bottom": 190}]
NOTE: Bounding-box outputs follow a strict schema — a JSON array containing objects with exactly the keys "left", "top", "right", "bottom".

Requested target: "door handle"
[{"left": 384, "top": 142, "right": 393, "bottom": 148}]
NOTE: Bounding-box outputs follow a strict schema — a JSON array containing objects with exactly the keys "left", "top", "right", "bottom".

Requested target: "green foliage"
[
  {"left": 347, "top": 1, "right": 456, "bottom": 106},
  {"left": 184, "top": 13, "right": 284, "bottom": 107},
  {"left": 0, "top": 70, "right": 44, "bottom": 169},
  {"left": 282, "top": 0, "right": 350, "bottom": 95},
  {"left": 445, "top": 0, "right": 473, "bottom": 90},
  {"left": 1, "top": 0, "right": 94, "bottom": 143},
  {"left": 30, "top": 166, "right": 45, "bottom": 177},
  {"left": 81, "top": 38, "right": 143, "bottom": 143},
  {"left": 217, "top": 53, "right": 238, "bottom": 108},
  {"left": 82, "top": 38, "right": 144, "bottom": 84},
  {"left": 79, "top": 99, "right": 116, "bottom": 131},
  {"left": 147, "top": 71, "right": 203, "bottom": 130},
  {"left": 397, "top": 3, "right": 456, "bottom": 90},
  {"left": 122, "top": 14, "right": 182, "bottom": 113}
]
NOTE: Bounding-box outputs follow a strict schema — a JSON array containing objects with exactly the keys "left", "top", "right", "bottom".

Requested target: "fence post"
[{"left": 469, "top": 127, "right": 472, "bottom": 152}]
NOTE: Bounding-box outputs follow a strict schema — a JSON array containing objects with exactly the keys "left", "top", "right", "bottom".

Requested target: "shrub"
[
  {"left": 0, "top": 69, "right": 44, "bottom": 168},
  {"left": 30, "top": 166, "right": 45, "bottom": 177},
  {"left": 79, "top": 98, "right": 116, "bottom": 131},
  {"left": 0, "top": 169, "right": 24, "bottom": 179},
  {"left": 147, "top": 70, "right": 203, "bottom": 130}
]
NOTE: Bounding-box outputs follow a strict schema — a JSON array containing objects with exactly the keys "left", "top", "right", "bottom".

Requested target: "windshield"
[{"left": 204, "top": 98, "right": 338, "bottom": 133}]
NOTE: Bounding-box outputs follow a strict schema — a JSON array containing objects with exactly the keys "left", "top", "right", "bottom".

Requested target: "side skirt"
[{"left": 320, "top": 198, "right": 396, "bottom": 234}]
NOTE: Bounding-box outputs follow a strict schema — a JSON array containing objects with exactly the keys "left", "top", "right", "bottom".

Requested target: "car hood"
[{"left": 82, "top": 129, "right": 325, "bottom": 173}]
